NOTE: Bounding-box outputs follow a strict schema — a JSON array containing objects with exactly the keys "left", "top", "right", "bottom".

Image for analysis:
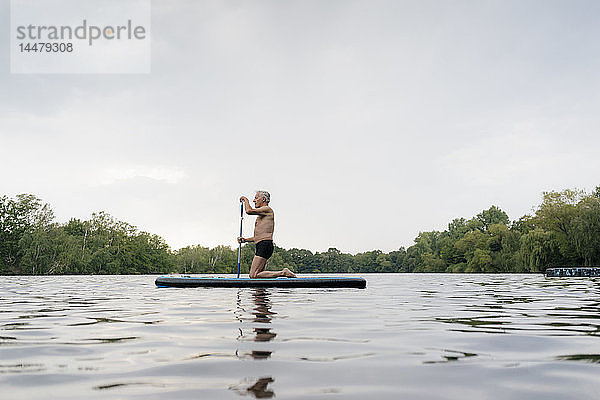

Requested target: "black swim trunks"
[{"left": 255, "top": 240, "right": 274, "bottom": 259}]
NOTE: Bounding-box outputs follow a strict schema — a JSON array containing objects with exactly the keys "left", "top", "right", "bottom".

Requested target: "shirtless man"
[{"left": 238, "top": 191, "right": 296, "bottom": 279}]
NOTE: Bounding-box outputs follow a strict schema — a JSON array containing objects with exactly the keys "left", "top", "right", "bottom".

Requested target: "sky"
[{"left": 1, "top": 0, "right": 600, "bottom": 254}]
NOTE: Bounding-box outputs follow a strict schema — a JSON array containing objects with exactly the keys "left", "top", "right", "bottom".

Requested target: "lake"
[{"left": 1, "top": 274, "right": 599, "bottom": 399}]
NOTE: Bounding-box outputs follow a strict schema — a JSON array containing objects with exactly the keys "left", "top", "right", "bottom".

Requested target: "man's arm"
[
  {"left": 246, "top": 206, "right": 271, "bottom": 215},
  {"left": 240, "top": 197, "right": 271, "bottom": 215}
]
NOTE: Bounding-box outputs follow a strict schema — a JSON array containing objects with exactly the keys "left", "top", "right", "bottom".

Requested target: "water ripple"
[{"left": 2, "top": 274, "right": 600, "bottom": 399}]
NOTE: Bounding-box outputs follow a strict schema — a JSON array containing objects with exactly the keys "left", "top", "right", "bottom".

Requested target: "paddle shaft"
[{"left": 236, "top": 201, "right": 244, "bottom": 277}]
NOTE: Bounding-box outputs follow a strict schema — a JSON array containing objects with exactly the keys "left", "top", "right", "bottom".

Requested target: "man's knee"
[{"left": 249, "top": 256, "right": 266, "bottom": 279}]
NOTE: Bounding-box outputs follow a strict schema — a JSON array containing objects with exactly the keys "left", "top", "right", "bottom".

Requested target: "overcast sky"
[{"left": 1, "top": 0, "right": 600, "bottom": 253}]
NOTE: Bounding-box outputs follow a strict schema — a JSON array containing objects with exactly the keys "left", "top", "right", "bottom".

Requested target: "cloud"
[
  {"left": 2, "top": 0, "right": 600, "bottom": 253},
  {"left": 97, "top": 165, "right": 186, "bottom": 185}
]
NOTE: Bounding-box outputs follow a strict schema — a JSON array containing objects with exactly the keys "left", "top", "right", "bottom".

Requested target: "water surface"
[{"left": 1, "top": 274, "right": 600, "bottom": 399}]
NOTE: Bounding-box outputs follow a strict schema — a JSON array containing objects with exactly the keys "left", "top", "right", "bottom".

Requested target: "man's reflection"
[
  {"left": 238, "top": 289, "right": 277, "bottom": 346},
  {"left": 253, "top": 327, "right": 276, "bottom": 342},
  {"left": 242, "top": 289, "right": 276, "bottom": 359},
  {"left": 252, "top": 288, "right": 277, "bottom": 324},
  {"left": 230, "top": 376, "right": 275, "bottom": 399},
  {"left": 251, "top": 288, "right": 277, "bottom": 342},
  {"left": 234, "top": 289, "right": 278, "bottom": 398},
  {"left": 247, "top": 377, "right": 275, "bottom": 398}
]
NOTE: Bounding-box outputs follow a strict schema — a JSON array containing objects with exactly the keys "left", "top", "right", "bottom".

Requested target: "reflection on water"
[
  {"left": 422, "top": 349, "right": 479, "bottom": 364},
  {"left": 2, "top": 274, "right": 600, "bottom": 399},
  {"left": 229, "top": 377, "right": 275, "bottom": 398},
  {"left": 234, "top": 289, "right": 277, "bottom": 397},
  {"left": 247, "top": 377, "right": 275, "bottom": 398},
  {"left": 556, "top": 354, "right": 600, "bottom": 363},
  {"left": 253, "top": 328, "right": 277, "bottom": 342}
]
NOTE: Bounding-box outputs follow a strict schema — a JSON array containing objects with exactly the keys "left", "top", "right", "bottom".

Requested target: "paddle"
[{"left": 236, "top": 200, "right": 244, "bottom": 278}]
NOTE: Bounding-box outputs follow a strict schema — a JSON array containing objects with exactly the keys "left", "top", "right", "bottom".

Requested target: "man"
[{"left": 238, "top": 191, "right": 296, "bottom": 279}]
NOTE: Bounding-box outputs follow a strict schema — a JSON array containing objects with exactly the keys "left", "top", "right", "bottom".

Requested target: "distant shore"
[{"left": 1, "top": 187, "right": 599, "bottom": 275}]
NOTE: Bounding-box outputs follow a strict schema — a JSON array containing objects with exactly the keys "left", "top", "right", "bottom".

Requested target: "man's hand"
[
  {"left": 240, "top": 196, "right": 248, "bottom": 203},
  {"left": 238, "top": 237, "right": 245, "bottom": 243}
]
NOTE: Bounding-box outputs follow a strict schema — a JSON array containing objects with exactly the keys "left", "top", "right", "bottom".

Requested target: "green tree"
[
  {"left": 466, "top": 248, "right": 492, "bottom": 273},
  {"left": 287, "top": 248, "right": 315, "bottom": 273},
  {"left": 572, "top": 195, "right": 600, "bottom": 265},
  {"left": 534, "top": 189, "right": 584, "bottom": 263},
  {"left": 477, "top": 206, "right": 509, "bottom": 231},
  {"left": 518, "top": 228, "right": 560, "bottom": 272},
  {"left": 0, "top": 194, "right": 53, "bottom": 273}
]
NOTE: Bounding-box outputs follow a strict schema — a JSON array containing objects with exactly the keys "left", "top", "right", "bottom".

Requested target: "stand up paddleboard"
[{"left": 155, "top": 276, "right": 367, "bottom": 288}]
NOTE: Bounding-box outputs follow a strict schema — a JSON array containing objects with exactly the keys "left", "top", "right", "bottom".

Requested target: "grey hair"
[{"left": 256, "top": 190, "right": 270, "bottom": 203}]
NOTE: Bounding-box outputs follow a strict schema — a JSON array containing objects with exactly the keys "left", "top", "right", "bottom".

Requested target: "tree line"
[{"left": 1, "top": 187, "right": 599, "bottom": 275}]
